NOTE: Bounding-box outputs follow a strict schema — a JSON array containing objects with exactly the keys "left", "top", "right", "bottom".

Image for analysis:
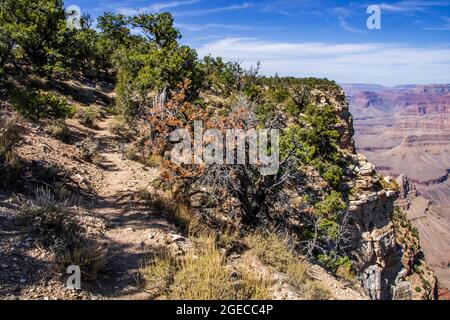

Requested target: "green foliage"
[
  {"left": 307, "top": 191, "right": 351, "bottom": 273},
  {"left": 77, "top": 107, "right": 98, "bottom": 128},
  {"left": 335, "top": 256, "right": 355, "bottom": 281},
  {"left": 0, "top": 0, "right": 67, "bottom": 72},
  {"left": 313, "top": 191, "right": 345, "bottom": 243},
  {"left": 129, "top": 13, "right": 180, "bottom": 48},
  {"left": 45, "top": 119, "right": 71, "bottom": 141},
  {"left": 202, "top": 56, "right": 243, "bottom": 96},
  {"left": 302, "top": 104, "right": 340, "bottom": 161},
  {"left": 79, "top": 137, "right": 100, "bottom": 163},
  {"left": 97, "top": 12, "right": 130, "bottom": 45},
  {"left": 314, "top": 191, "right": 346, "bottom": 217},
  {"left": 0, "top": 116, "right": 22, "bottom": 187},
  {"left": 317, "top": 252, "right": 353, "bottom": 278},
  {"left": 11, "top": 89, "right": 76, "bottom": 121},
  {"left": 0, "top": 28, "right": 14, "bottom": 69},
  {"left": 113, "top": 13, "right": 203, "bottom": 118},
  {"left": 280, "top": 103, "right": 344, "bottom": 188}
]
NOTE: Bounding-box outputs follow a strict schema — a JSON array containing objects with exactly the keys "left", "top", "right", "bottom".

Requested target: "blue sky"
[{"left": 67, "top": 1, "right": 450, "bottom": 85}]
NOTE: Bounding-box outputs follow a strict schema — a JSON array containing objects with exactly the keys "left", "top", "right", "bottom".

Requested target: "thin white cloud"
[
  {"left": 197, "top": 38, "right": 450, "bottom": 86},
  {"left": 173, "top": 2, "right": 252, "bottom": 17},
  {"left": 176, "top": 22, "right": 253, "bottom": 32},
  {"left": 378, "top": 0, "right": 450, "bottom": 12},
  {"left": 424, "top": 16, "right": 450, "bottom": 30},
  {"left": 117, "top": 0, "right": 202, "bottom": 15},
  {"left": 334, "top": 7, "right": 365, "bottom": 34},
  {"left": 150, "top": 0, "right": 202, "bottom": 11}
]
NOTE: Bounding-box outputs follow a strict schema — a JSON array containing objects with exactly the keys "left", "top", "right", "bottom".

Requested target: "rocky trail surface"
[
  {"left": 82, "top": 117, "right": 187, "bottom": 299},
  {"left": 0, "top": 110, "right": 189, "bottom": 300}
]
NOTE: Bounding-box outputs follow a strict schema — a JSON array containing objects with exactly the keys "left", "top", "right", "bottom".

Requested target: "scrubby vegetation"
[
  {"left": 0, "top": 115, "right": 22, "bottom": 187},
  {"left": 245, "top": 231, "right": 333, "bottom": 299},
  {"left": 142, "top": 235, "right": 271, "bottom": 300},
  {"left": 0, "top": 0, "right": 431, "bottom": 301},
  {"left": 77, "top": 107, "right": 98, "bottom": 128},
  {"left": 17, "top": 188, "right": 107, "bottom": 281},
  {"left": 45, "top": 119, "right": 71, "bottom": 141},
  {"left": 10, "top": 89, "right": 76, "bottom": 121},
  {"left": 78, "top": 137, "right": 100, "bottom": 163}
]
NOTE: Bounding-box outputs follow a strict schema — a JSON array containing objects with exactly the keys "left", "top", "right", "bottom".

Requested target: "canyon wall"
[{"left": 343, "top": 84, "right": 450, "bottom": 290}]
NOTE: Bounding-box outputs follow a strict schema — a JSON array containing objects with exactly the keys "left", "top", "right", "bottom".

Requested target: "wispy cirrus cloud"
[
  {"left": 424, "top": 16, "right": 450, "bottom": 30},
  {"left": 378, "top": 0, "right": 450, "bottom": 12},
  {"left": 197, "top": 37, "right": 450, "bottom": 85},
  {"left": 176, "top": 22, "right": 253, "bottom": 32},
  {"left": 116, "top": 0, "right": 202, "bottom": 15},
  {"left": 334, "top": 7, "right": 365, "bottom": 34},
  {"left": 172, "top": 2, "right": 252, "bottom": 17}
]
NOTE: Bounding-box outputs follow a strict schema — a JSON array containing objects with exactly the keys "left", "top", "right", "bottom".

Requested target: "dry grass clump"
[
  {"left": 108, "top": 116, "right": 130, "bottom": 138},
  {"left": 142, "top": 236, "right": 271, "bottom": 300},
  {"left": 56, "top": 243, "right": 109, "bottom": 281},
  {"left": 169, "top": 237, "right": 235, "bottom": 300},
  {"left": 246, "top": 231, "right": 333, "bottom": 300},
  {"left": 124, "top": 144, "right": 139, "bottom": 161},
  {"left": 305, "top": 281, "right": 333, "bottom": 300},
  {"left": 286, "top": 261, "right": 308, "bottom": 288},
  {"left": 78, "top": 137, "right": 101, "bottom": 164},
  {"left": 17, "top": 188, "right": 107, "bottom": 281},
  {"left": 0, "top": 115, "right": 22, "bottom": 187},
  {"left": 246, "top": 231, "right": 295, "bottom": 271},
  {"left": 141, "top": 249, "right": 176, "bottom": 299},
  {"left": 234, "top": 270, "right": 271, "bottom": 300},
  {"left": 146, "top": 154, "right": 163, "bottom": 168},
  {"left": 45, "top": 119, "right": 71, "bottom": 142},
  {"left": 77, "top": 107, "right": 98, "bottom": 128},
  {"left": 17, "top": 188, "right": 79, "bottom": 248},
  {"left": 147, "top": 194, "right": 205, "bottom": 235}
]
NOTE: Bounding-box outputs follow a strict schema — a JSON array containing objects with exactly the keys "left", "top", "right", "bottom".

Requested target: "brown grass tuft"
[
  {"left": 57, "top": 243, "right": 109, "bottom": 281},
  {"left": 141, "top": 235, "right": 271, "bottom": 300}
]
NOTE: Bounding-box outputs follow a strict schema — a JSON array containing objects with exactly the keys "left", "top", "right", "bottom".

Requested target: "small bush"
[
  {"left": 45, "top": 119, "right": 71, "bottom": 141},
  {"left": 12, "top": 90, "right": 76, "bottom": 121},
  {"left": 146, "top": 195, "right": 204, "bottom": 235},
  {"left": 142, "top": 250, "right": 176, "bottom": 298},
  {"left": 56, "top": 243, "right": 108, "bottom": 281},
  {"left": 18, "top": 188, "right": 107, "bottom": 281},
  {"left": 17, "top": 188, "right": 80, "bottom": 249},
  {"left": 79, "top": 137, "right": 100, "bottom": 163},
  {"left": 314, "top": 191, "right": 345, "bottom": 217},
  {"left": 0, "top": 116, "right": 22, "bottom": 186},
  {"left": 124, "top": 144, "right": 138, "bottom": 161},
  {"left": 77, "top": 107, "right": 98, "bottom": 128},
  {"left": 305, "top": 281, "right": 333, "bottom": 300},
  {"left": 108, "top": 116, "right": 130, "bottom": 137},
  {"left": 147, "top": 154, "right": 163, "bottom": 168},
  {"left": 335, "top": 256, "right": 355, "bottom": 281},
  {"left": 286, "top": 261, "right": 308, "bottom": 288},
  {"left": 142, "top": 236, "right": 271, "bottom": 300},
  {"left": 169, "top": 237, "right": 235, "bottom": 300},
  {"left": 246, "top": 232, "right": 295, "bottom": 271}
]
